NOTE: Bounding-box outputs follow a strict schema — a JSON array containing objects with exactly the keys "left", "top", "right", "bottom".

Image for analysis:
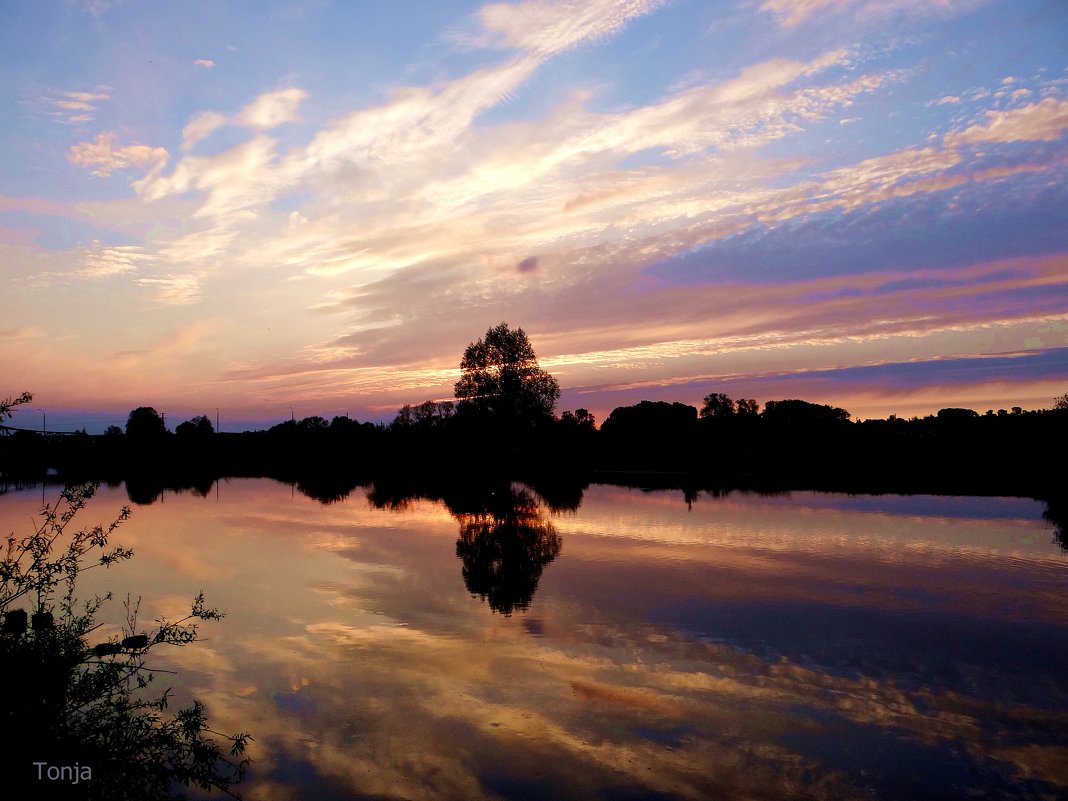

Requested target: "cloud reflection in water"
[{"left": 1, "top": 480, "right": 1064, "bottom": 800}]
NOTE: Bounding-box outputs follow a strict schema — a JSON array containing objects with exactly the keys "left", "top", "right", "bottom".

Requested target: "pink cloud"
[
  {"left": 50, "top": 88, "right": 110, "bottom": 124},
  {"left": 0, "top": 225, "right": 39, "bottom": 248},
  {"left": 68, "top": 132, "right": 168, "bottom": 177},
  {"left": 760, "top": 0, "right": 849, "bottom": 27},
  {"left": 946, "top": 97, "right": 1068, "bottom": 146}
]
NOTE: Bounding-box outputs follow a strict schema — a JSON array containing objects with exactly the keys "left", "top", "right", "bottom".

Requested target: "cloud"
[
  {"left": 31, "top": 3, "right": 1064, "bottom": 420},
  {"left": 945, "top": 97, "right": 1068, "bottom": 146},
  {"left": 759, "top": 0, "right": 980, "bottom": 28},
  {"left": 115, "top": 38, "right": 1019, "bottom": 397},
  {"left": 135, "top": 23, "right": 878, "bottom": 265},
  {"left": 136, "top": 135, "right": 282, "bottom": 219},
  {"left": 234, "top": 87, "right": 307, "bottom": 129},
  {"left": 179, "top": 88, "right": 305, "bottom": 153},
  {"left": 181, "top": 111, "right": 229, "bottom": 151},
  {"left": 0, "top": 326, "right": 46, "bottom": 341},
  {"left": 51, "top": 88, "right": 110, "bottom": 124},
  {"left": 146, "top": 2, "right": 669, "bottom": 223},
  {"left": 759, "top": 0, "right": 849, "bottom": 27},
  {"left": 80, "top": 241, "right": 150, "bottom": 277},
  {"left": 475, "top": 0, "right": 668, "bottom": 57},
  {"left": 136, "top": 274, "right": 203, "bottom": 305},
  {"left": 194, "top": 58, "right": 216, "bottom": 68},
  {"left": 68, "top": 132, "right": 168, "bottom": 177}
]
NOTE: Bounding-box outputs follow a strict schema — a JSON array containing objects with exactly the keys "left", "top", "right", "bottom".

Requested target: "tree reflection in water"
[
  {"left": 365, "top": 478, "right": 574, "bottom": 615},
  {"left": 1045, "top": 494, "right": 1067, "bottom": 553},
  {"left": 451, "top": 486, "right": 562, "bottom": 616}
]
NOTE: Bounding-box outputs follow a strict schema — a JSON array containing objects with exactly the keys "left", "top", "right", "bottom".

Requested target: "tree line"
[{"left": 3, "top": 323, "right": 1067, "bottom": 500}]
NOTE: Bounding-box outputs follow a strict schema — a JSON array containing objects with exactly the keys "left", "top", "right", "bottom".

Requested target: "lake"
[{"left": 2, "top": 479, "right": 1066, "bottom": 800}]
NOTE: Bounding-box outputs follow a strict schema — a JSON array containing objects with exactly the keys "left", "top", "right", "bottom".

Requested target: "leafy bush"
[{"left": 1, "top": 393, "right": 250, "bottom": 799}]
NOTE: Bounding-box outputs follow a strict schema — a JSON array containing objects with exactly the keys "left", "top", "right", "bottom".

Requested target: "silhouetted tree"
[
  {"left": 601, "top": 400, "right": 698, "bottom": 436},
  {"left": 736, "top": 398, "right": 759, "bottom": 416},
  {"left": 0, "top": 391, "right": 33, "bottom": 430},
  {"left": 936, "top": 407, "right": 979, "bottom": 422},
  {"left": 454, "top": 323, "right": 560, "bottom": 429},
  {"left": 1054, "top": 393, "right": 1068, "bottom": 412},
  {"left": 125, "top": 407, "right": 168, "bottom": 439},
  {"left": 559, "top": 408, "right": 596, "bottom": 429},
  {"left": 419, "top": 400, "right": 454, "bottom": 425},
  {"left": 175, "top": 414, "right": 214, "bottom": 438},
  {"left": 700, "top": 392, "right": 735, "bottom": 419},
  {"left": 391, "top": 400, "right": 454, "bottom": 429},
  {"left": 761, "top": 399, "right": 850, "bottom": 426},
  {"left": 268, "top": 418, "right": 298, "bottom": 435},
  {"left": 298, "top": 415, "right": 329, "bottom": 431},
  {"left": 329, "top": 414, "right": 362, "bottom": 433}
]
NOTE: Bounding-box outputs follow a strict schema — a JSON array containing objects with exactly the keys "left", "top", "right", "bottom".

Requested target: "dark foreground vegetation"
[{"left": 0, "top": 398, "right": 250, "bottom": 800}]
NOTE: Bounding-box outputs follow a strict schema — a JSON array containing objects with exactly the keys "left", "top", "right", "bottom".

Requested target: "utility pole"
[{"left": 216, "top": 407, "right": 220, "bottom": 432}]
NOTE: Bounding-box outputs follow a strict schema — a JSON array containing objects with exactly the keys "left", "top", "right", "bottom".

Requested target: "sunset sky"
[{"left": 2, "top": 0, "right": 1067, "bottom": 432}]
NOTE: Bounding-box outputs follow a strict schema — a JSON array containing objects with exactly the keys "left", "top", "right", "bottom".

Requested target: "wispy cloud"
[
  {"left": 51, "top": 88, "right": 111, "bottom": 124},
  {"left": 472, "top": 0, "right": 669, "bottom": 57},
  {"left": 136, "top": 274, "right": 203, "bottom": 305},
  {"left": 760, "top": 0, "right": 984, "bottom": 28},
  {"left": 194, "top": 58, "right": 215, "bottom": 69},
  {"left": 80, "top": 241, "right": 151, "bottom": 277},
  {"left": 759, "top": 0, "right": 849, "bottom": 28},
  {"left": 181, "top": 111, "right": 228, "bottom": 151},
  {"left": 0, "top": 326, "right": 47, "bottom": 341}
]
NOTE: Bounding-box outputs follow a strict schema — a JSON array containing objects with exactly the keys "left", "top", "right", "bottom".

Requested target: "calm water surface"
[{"left": 2, "top": 480, "right": 1066, "bottom": 800}]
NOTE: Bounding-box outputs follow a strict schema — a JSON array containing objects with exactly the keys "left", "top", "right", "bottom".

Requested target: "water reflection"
[
  {"left": 367, "top": 479, "right": 567, "bottom": 614},
  {"left": 452, "top": 486, "right": 562, "bottom": 615},
  {"left": 1044, "top": 495, "right": 1068, "bottom": 552},
  {"left": 0, "top": 481, "right": 1065, "bottom": 800}
]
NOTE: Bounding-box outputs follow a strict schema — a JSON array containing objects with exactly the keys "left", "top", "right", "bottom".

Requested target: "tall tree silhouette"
[
  {"left": 125, "top": 407, "right": 168, "bottom": 440},
  {"left": 700, "top": 392, "right": 735, "bottom": 419},
  {"left": 454, "top": 323, "right": 559, "bottom": 429}
]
